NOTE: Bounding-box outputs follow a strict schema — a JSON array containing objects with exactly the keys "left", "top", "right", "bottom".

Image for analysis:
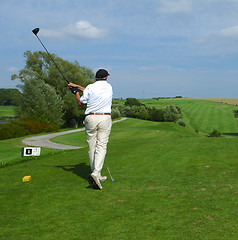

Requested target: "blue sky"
[{"left": 1, "top": 0, "right": 238, "bottom": 98}]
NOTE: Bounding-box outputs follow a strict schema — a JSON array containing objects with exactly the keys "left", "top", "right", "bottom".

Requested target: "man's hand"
[
  {"left": 70, "top": 87, "right": 78, "bottom": 94},
  {"left": 68, "top": 83, "right": 85, "bottom": 92}
]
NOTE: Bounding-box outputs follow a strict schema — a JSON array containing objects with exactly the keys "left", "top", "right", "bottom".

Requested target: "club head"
[{"left": 32, "top": 28, "right": 40, "bottom": 35}]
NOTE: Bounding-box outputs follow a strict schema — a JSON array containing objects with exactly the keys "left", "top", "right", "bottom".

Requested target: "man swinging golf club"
[{"left": 68, "top": 69, "right": 113, "bottom": 190}]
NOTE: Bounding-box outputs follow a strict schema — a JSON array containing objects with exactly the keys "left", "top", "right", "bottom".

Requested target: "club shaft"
[
  {"left": 35, "top": 35, "right": 70, "bottom": 84},
  {"left": 107, "top": 167, "right": 114, "bottom": 182}
]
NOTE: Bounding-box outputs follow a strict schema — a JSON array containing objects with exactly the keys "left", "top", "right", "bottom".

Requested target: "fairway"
[
  {"left": 140, "top": 99, "right": 238, "bottom": 135},
  {"left": 1, "top": 118, "right": 238, "bottom": 239}
]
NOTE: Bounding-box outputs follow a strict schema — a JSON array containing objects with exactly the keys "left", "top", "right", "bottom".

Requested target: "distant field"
[
  {"left": 139, "top": 99, "right": 238, "bottom": 135},
  {"left": 0, "top": 106, "right": 15, "bottom": 117},
  {"left": 197, "top": 98, "right": 238, "bottom": 105}
]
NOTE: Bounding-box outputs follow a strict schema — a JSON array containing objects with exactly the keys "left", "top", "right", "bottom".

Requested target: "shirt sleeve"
[{"left": 80, "top": 86, "right": 90, "bottom": 104}]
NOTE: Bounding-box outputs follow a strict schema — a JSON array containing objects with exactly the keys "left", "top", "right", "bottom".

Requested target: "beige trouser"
[{"left": 84, "top": 115, "right": 112, "bottom": 177}]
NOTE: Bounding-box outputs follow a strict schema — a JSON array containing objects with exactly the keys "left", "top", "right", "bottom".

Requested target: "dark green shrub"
[
  {"left": 136, "top": 106, "right": 149, "bottom": 120},
  {"left": 124, "top": 106, "right": 137, "bottom": 118},
  {"left": 148, "top": 107, "right": 165, "bottom": 122},
  {"left": 177, "top": 120, "right": 186, "bottom": 127},
  {"left": 208, "top": 129, "right": 221, "bottom": 137},
  {"left": 0, "top": 118, "right": 58, "bottom": 140},
  {"left": 234, "top": 109, "right": 238, "bottom": 118}
]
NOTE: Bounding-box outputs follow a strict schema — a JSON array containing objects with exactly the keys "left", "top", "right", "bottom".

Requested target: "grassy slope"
[
  {"left": 1, "top": 118, "right": 238, "bottom": 239},
  {"left": 140, "top": 99, "right": 238, "bottom": 135}
]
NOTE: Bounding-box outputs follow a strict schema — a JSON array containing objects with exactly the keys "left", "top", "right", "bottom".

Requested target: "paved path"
[{"left": 22, "top": 118, "right": 127, "bottom": 150}]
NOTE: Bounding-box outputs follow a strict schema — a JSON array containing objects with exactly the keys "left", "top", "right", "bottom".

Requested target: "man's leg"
[
  {"left": 84, "top": 115, "right": 98, "bottom": 172},
  {"left": 93, "top": 115, "right": 112, "bottom": 176}
]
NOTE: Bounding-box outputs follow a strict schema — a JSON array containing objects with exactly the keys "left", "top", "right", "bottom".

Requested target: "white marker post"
[{"left": 22, "top": 147, "right": 41, "bottom": 157}]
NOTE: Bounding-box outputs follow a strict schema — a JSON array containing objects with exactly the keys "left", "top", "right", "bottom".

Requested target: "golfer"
[{"left": 68, "top": 69, "right": 113, "bottom": 190}]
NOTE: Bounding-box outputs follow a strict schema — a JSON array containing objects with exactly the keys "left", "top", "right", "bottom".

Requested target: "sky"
[{"left": 1, "top": 0, "right": 238, "bottom": 98}]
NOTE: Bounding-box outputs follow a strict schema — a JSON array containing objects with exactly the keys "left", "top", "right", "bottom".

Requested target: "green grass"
[
  {"left": 140, "top": 99, "right": 238, "bottom": 135},
  {"left": 0, "top": 137, "right": 58, "bottom": 167},
  {"left": 0, "top": 105, "right": 16, "bottom": 123},
  {"left": 51, "top": 130, "right": 88, "bottom": 148},
  {"left": 1, "top": 118, "right": 238, "bottom": 239},
  {"left": 0, "top": 105, "right": 15, "bottom": 117}
]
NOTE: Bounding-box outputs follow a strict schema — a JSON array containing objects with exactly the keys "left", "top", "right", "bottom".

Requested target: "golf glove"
[{"left": 70, "top": 87, "right": 78, "bottom": 94}]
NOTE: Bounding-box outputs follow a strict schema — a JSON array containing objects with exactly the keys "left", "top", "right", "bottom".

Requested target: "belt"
[{"left": 87, "top": 113, "right": 111, "bottom": 116}]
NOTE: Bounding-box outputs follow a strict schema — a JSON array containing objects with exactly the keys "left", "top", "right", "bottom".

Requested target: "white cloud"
[
  {"left": 40, "top": 21, "right": 107, "bottom": 39},
  {"left": 7, "top": 67, "right": 18, "bottom": 72},
  {"left": 219, "top": 25, "right": 238, "bottom": 37},
  {"left": 156, "top": 0, "right": 192, "bottom": 13},
  {"left": 73, "top": 21, "right": 107, "bottom": 39}
]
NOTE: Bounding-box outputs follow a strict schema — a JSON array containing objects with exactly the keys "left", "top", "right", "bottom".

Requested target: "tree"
[
  {"left": 125, "top": 98, "right": 144, "bottom": 107},
  {"left": 16, "top": 78, "right": 64, "bottom": 127},
  {"left": 12, "top": 51, "right": 95, "bottom": 127},
  {"left": 0, "top": 88, "right": 21, "bottom": 106}
]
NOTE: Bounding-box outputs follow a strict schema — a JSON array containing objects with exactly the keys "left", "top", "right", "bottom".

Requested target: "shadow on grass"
[
  {"left": 56, "top": 163, "right": 100, "bottom": 190},
  {"left": 56, "top": 163, "right": 91, "bottom": 181},
  {"left": 223, "top": 133, "right": 238, "bottom": 137}
]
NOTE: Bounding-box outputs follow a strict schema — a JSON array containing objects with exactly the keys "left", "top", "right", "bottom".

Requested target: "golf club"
[
  {"left": 32, "top": 28, "right": 78, "bottom": 94},
  {"left": 107, "top": 167, "right": 114, "bottom": 183}
]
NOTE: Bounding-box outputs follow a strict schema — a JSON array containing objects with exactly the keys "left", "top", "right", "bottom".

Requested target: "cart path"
[{"left": 22, "top": 118, "right": 127, "bottom": 150}]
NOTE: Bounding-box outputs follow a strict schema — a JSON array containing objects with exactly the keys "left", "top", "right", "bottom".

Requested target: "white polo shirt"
[{"left": 80, "top": 81, "right": 113, "bottom": 115}]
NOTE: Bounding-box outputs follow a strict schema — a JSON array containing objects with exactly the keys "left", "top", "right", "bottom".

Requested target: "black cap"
[{"left": 95, "top": 69, "right": 110, "bottom": 79}]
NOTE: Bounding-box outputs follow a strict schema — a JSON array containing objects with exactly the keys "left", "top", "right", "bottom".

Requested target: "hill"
[{"left": 139, "top": 98, "right": 238, "bottom": 135}]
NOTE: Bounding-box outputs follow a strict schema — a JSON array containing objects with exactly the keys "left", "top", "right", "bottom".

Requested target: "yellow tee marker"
[{"left": 22, "top": 176, "right": 31, "bottom": 182}]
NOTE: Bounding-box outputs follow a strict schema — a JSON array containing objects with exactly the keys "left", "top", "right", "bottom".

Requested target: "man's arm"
[
  {"left": 75, "top": 92, "right": 84, "bottom": 107},
  {"left": 68, "top": 83, "right": 85, "bottom": 92}
]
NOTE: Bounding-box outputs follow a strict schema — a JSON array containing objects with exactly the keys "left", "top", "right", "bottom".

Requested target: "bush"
[
  {"left": 112, "top": 100, "right": 125, "bottom": 116},
  {"left": 234, "top": 109, "right": 238, "bottom": 118},
  {"left": 0, "top": 118, "right": 58, "bottom": 140},
  {"left": 164, "top": 105, "right": 182, "bottom": 122},
  {"left": 136, "top": 106, "right": 149, "bottom": 120},
  {"left": 148, "top": 107, "right": 165, "bottom": 122},
  {"left": 177, "top": 120, "right": 186, "bottom": 127},
  {"left": 111, "top": 108, "right": 121, "bottom": 119},
  {"left": 208, "top": 129, "right": 221, "bottom": 137}
]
